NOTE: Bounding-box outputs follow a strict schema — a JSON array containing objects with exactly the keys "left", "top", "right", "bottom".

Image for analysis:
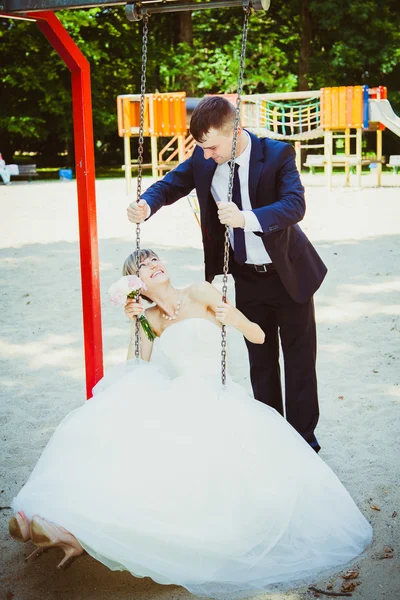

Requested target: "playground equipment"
[
  {"left": 127, "top": 86, "right": 399, "bottom": 190},
  {"left": 240, "top": 86, "right": 400, "bottom": 189},
  {"left": 117, "top": 86, "right": 400, "bottom": 195},
  {"left": 242, "top": 91, "right": 323, "bottom": 141},
  {"left": 319, "top": 85, "right": 384, "bottom": 189},
  {"left": 117, "top": 92, "right": 195, "bottom": 193}
]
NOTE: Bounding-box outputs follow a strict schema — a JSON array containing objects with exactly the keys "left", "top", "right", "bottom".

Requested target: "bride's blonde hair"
[{"left": 123, "top": 249, "right": 159, "bottom": 303}]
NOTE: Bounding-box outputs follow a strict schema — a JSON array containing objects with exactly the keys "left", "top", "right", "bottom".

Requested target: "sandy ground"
[{"left": 0, "top": 171, "right": 399, "bottom": 600}]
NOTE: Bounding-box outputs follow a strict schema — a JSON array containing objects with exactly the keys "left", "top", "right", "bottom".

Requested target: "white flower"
[{"left": 108, "top": 275, "right": 147, "bottom": 306}]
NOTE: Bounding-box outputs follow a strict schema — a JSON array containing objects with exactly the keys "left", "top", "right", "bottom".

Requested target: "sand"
[{"left": 0, "top": 171, "right": 399, "bottom": 600}]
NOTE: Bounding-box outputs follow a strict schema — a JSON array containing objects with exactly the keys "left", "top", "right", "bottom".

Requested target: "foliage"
[
  {"left": 0, "top": 0, "right": 399, "bottom": 163},
  {"left": 308, "top": 0, "right": 400, "bottom": 88}
]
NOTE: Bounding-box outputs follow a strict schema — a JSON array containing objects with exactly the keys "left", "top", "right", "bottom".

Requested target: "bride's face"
[{"left": 138, "top": 255, "right": 170, "bottom": 290}]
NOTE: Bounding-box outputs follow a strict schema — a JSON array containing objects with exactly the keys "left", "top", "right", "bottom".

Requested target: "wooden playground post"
[
  {"left": 289, "top": 106, "right": 294, "bottom": 136},
  {"left": 122, "top": 97, "right": 132, "bottom": 194},
  {"left": 345, "top": 128, "right": 351, "bottom": 187},
  {"left": 356, "top": 128, "right": 362, "bottom": 187},
  {"left": 150, "top": 136, "right": 158, "bottom": 179},
  {"left": 272, "top": 106, "right": 278, "bottom": 134},
  {"left": 148, "top": 95, "right": 157, "bottom": 179},
  {"left": 178, "top": 135, "right": 185, "bottom": 163},
  {"left": 324, "top": 130, "right": 333, "bottom": 191},
  {"left": 294, "top": 141, "right": 301, "bottom": 174},
  {"left": 124, "top": 136, "right": 132, "bottom": 194},
  {"left": 376, "top": 129, "right": 382, "bottom": 187}
]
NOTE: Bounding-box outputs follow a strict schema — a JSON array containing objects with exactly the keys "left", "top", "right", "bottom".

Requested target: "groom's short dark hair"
[{"left": 190, "top": 97, "right": 236, "bottom": 143}]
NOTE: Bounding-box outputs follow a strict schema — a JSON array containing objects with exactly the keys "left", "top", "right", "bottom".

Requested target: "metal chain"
[
  {"left": 221, "top": 2, "right": 250, "bottom": 385},
  {"left": 135, "top": 12, "right": 149, "bottom": 360}
]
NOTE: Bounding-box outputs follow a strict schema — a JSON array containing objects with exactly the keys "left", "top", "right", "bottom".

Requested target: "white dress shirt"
[{"left": 210, "top": 131, "right": 272, "bottom": 265}]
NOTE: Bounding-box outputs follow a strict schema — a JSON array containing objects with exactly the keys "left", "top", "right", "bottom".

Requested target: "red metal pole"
[{"left": 27, "top": 10, "right": 104, "bottom": 399}]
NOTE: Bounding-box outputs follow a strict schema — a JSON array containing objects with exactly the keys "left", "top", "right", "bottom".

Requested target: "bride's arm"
[{"left": 191, "top": 282, "right": 265, "bottom": 344}]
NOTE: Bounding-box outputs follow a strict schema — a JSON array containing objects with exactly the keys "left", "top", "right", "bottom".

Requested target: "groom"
[{"left": 127, "top": 96, "right": 327, "bottom": 452}]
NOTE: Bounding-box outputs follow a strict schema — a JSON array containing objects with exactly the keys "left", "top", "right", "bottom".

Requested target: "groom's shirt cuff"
[{"left": 243, "top": 210, "right": 263, "bottom": 232}]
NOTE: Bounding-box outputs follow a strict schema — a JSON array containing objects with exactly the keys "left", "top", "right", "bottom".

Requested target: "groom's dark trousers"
[
  {"left": 142, "top": 132, "right": 327, "bottom": 451},
  {"left": 232, "top": 260, "right": 319, "bottom": 449}
]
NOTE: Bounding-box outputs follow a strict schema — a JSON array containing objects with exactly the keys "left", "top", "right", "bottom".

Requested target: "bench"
[
  {"left": 13, "top": 164, "right": 38, "bottom": 181},
  {"left": 388, "top": 155, "right": 400, "bottom": 174},
  {"left": 304, "top": 155, "right": 359, "bottom": 174},
  {"left": 303, "top": 155, "right": 326, "bottom": 172},
  {"left": 121, "top": 162, "right": 153, "bottom": 172},
  {"left": 304, "top": 154, "right": 385, "bottom": 174}
]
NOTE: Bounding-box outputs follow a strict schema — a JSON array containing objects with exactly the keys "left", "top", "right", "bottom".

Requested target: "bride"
[{"left": 10, "top": 249, "right": 372, "bottom": 599}]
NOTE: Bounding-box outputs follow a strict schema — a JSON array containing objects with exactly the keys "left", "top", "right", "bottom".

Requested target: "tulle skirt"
[{"left": 13, "top": 359, "right": 372, "bottom": 598}]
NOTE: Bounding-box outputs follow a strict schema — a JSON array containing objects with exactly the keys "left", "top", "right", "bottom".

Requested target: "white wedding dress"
[{"left": 13, "top": 318, "right": 372, "bottom": 599}]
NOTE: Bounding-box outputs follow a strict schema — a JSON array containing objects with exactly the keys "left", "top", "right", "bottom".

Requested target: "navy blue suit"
[{"left": 142, "top": 132, "right": 327, "bottom": 450}]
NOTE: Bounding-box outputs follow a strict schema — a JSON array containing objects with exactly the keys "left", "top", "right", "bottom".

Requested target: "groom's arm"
[
  {"left": 140, "top": 152, "right": 196, "bottom": 218},
  {"left": 250, "top": 144, "right": 305, "bottom": 236}
]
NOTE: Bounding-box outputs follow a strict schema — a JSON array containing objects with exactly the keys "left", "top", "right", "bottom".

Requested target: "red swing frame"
[{"left": 3, "top": 10, "right": 103, "bottom": 399}]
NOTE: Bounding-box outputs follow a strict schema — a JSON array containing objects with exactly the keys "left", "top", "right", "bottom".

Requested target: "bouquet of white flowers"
[{"left": 108, "top": 275, "right": 156, "bottom": 342}]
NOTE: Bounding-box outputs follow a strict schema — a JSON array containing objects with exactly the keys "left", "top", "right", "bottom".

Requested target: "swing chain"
[
  {"left": 135, "top": 13, "right": 149, "bottom": 360},
  {"left": 131, "top": 5, "right": 249, "bottom": 372},
  {"left": 221, "top": 2, "right": 250, "bottom": 385}
]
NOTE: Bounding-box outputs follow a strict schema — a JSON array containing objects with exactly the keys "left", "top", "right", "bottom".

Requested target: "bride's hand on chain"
[
  {"left": 215, "top": 301, "right": 239, "bottom": 327},
  {"left": 125, "top": 298, "right": 145, "bottom": 321}
]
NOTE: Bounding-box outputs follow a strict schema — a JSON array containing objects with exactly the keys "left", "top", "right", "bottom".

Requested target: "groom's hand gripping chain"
[
  {"left": 217, "top": 202, "right": 245, "bottom": 228},
  {"left": 127, "top": 199, "right": 149, "bottom": 224}
]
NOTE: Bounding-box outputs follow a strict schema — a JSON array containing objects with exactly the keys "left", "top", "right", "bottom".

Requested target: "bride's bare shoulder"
[
  {"left": 188, "top": 282, "right": 221, "bottom": 306},
  {"left": 188, "top": 281, "right": 213, "bottom": 299}
]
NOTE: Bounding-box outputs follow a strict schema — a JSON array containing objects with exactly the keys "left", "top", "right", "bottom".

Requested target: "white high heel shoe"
[{"left": 9, "top": 511, "right": 31, "bottom": 543}]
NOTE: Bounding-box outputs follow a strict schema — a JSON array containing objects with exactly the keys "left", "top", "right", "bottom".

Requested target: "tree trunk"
[
  {"left": 0, "top": 138, "right": 16, "bottom": 164},
  {"left": 299, "top": 0, "right": 311, "bottom": 91},
  {"left": 176, "top": 12, "right": 193, "bottom": 45}
]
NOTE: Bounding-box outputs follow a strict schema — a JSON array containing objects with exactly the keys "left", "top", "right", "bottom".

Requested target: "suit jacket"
[{"left": 142, "top": 131, "right": 327, "bottom": 304}]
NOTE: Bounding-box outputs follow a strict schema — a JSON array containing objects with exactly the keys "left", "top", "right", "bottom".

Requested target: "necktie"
[{"left": 231, "top": 163, "right": 247, "bottom": 265}]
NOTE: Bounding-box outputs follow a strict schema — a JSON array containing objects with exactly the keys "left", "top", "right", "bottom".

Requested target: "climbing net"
[{"left": 242, "top": 94, "right": 324, "bottom": 141}]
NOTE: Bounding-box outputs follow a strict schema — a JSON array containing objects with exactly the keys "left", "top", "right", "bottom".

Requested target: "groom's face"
[{"left": 196, "top": 127, "right": 237, "bottom": 165}]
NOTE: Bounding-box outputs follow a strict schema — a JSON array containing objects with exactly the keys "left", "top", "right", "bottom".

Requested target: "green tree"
[
  {"left": 1, "top": 1, "right": 399, "bottom": 163},
  {"left": 308, "top": 0, "right": 400, "bottom": 90},
  {"left": 159, "top": 6, "right": 299, "bottom": 95}
]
